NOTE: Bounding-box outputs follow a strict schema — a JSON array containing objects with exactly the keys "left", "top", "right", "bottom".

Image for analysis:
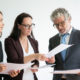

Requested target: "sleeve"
[
  {"left": 46, "top": 38, "right": 56, "bottom": 66},
  {"left": 4, "top": 38, "right": 23, "bottom": 63},
  {"left": 0, "top": 41, "right": 3, "bottom": 62}
]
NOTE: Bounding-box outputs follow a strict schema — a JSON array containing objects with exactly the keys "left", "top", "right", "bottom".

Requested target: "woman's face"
[
  {"left": 18, "top": 17, "right": 32, "bottom": 36},
  {"left": 0, "top": 13, "right": 4, "bottom": 34}
]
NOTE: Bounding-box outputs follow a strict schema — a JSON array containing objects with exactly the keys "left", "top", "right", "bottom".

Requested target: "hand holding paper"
[
  {"left": 46, "top": 44, "right": 72, "bottom": 58},
  {"left": 0, "top": 62, "right": 32, "bottom": 74},
  {"left": 51, "top": 69, "right": 80, "bottom": 74}
]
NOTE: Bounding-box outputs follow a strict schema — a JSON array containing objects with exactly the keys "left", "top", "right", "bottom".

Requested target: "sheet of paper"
[
  {"left": 45, "top": 44, "right": 72, "bottom": 58},
  {"left": 30, "top": 64, "right": 55, "bottom": 69},
  {"left": 0, "top": 62, "right": 32, "bottom": 74},
  {"left": 0, "top": 63, "right": 55, "bottom": 74},
  {"left": 51, "top": 69, "right": 80, "bottom": 74}
]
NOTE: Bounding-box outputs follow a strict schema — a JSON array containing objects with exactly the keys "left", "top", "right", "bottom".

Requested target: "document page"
[
  {"left": 51, "top": 69, "right": 80, "bottom": 74},
  {"left": 0, "top": 62, "right": 32, "bottom": 74},
  {"left": 46, "top": 44, "right": 72, "bottom": 58}
]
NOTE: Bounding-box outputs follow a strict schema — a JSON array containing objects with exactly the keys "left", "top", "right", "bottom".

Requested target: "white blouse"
[{"left": 21, "top": 39, "right": 34, "bottom": 80}]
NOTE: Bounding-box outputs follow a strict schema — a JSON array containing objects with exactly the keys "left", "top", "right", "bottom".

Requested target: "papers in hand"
[
  {"left": 0, "top": 63, "right": 55, "bottom": 74},
  {"left": 30, "top": 64, "right": 55, "bottom": 69},
  {"left": 46, "top": 44, "right": 72, "bottom": 58},
  {"left": 0, "top": 62, "right": 32, "bottom": 74},
  {"left": 51, "top": 69, "right": 80, "bottom": 74}
]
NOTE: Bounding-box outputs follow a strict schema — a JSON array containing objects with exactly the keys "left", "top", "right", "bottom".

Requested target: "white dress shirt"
[
  {"left": 21, "top": 39, "right": 34, "bottom": 80},
  {"left": 60, "top": 27, "right": 72, "bottom": 44}
]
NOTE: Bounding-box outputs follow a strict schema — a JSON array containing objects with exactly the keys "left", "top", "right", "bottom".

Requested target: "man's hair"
[{"left": 51, "top": 8, "right": 71, "bottom": 21}]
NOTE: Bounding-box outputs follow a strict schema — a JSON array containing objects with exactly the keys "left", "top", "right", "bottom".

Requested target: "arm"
[{"left": 46, "top": 38, "right": 55, "bottom": 65}]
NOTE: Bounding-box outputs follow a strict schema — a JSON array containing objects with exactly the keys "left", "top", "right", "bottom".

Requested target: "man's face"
[
  {"left": 53, "top": 16, "right": 71, "bottom": 34},
  {"left": 0, "top": 13, "right": 4, "bottom": 35}
]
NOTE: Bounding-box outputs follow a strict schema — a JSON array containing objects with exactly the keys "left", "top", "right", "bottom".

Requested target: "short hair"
[{"left": 51, "top": 8, "right": 71, "bottom": 21}]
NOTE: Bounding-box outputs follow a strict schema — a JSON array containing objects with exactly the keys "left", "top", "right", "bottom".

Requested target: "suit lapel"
[
  {"left": 55, "top": 34, "right": 64, "bottom": 62},
  {"left": 28, "top": 36, "right": 36, "bottom": 53},
  {"left": 15, "top": 39, "right": 24, "bottom": 58},
  {"left": 65, "top": 28, "right": 76, "bottom": 61}
]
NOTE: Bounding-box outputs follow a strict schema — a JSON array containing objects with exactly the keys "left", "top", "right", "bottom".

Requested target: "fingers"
[
  {"left": 0, "top": 64, "right": 6, "bottom": 72},
  {"left": 46, "top": 56, "right": 55, "bottom": 63},
  {"left": 31, "top": 65, "right": 38, "bottom": 73},
  {"left": 35, "top": 54, "right": 55, "bottom": 62},
  {"left": 31, "top": 69, "right": 38, "bottom": 73},
  {"left": 9, "top": 70, "right": 20, "bottom": 77},
  {"left": 77, "top": 72, "right": 80, "bottom": 76},
  {"left": 37, "top": 54, "right": 48, "bottom": 61}
]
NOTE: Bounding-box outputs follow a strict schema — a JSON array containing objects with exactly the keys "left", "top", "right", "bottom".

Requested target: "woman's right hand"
[
  {"left": 35, "top": 54, "right": 48, "bottom": 61},
  {"left": 0, "top": 64, "right": 6, "bottom": 72}
]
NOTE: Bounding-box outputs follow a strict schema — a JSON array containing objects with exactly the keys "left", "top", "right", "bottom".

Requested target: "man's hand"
[{"left": 46, "top": 56, "right": 55, "bottom": 64}]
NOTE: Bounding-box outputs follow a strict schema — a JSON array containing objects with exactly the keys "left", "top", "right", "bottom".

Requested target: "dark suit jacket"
[
  {"left": 0, "top": 41, "right": 4, "bottom": 80},
  {"left": 49, "top": 28, "right": 80, "bottom": 80},
  {"left": 0, "top": 41, "right": 3, "bottom": 62},
  {"left": 4, "top": 36, "right": 39, "bottom": 80}
]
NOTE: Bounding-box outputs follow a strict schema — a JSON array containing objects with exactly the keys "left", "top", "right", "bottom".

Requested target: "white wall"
[{"left": 0, "top": 0, "right": 80, "bottom": 80}]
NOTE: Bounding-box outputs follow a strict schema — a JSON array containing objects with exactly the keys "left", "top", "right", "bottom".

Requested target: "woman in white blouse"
[{"left": 5, "top": 13, "right": 48, "bottom": 80}]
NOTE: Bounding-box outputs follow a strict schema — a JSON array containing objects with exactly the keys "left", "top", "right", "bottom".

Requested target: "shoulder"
[
  {"left": 49, "top": 34, "right": 59, "bottom": 42},
  {"left": 28, "top": 36, "right": 38, "bottom": 45},
  {"left": 5, "top": 37, "right": 14, "bottom": 42},
  {"left": 72, "top": 28, "right": 80, "bottom": 36},
  {"left": 5, "top": 36, "right": 18, "bottom": 45}
]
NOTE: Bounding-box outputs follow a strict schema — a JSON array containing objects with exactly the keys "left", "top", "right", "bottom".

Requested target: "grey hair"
[{"left": 51, "top": 8, "right": 71, "bottom": 21}]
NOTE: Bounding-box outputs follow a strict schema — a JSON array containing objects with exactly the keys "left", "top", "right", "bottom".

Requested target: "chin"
[
  {"left": 26, "top": 34, "right": 30, "bottom": 36},
  {"left": 60, "top": 30, "right": 67, "bottom": 33}
]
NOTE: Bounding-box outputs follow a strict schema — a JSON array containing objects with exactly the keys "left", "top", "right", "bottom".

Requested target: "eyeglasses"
[
  {"left": 53, "top": 21, "right": 65, "bottom": 28},
  {"left": 20, "top": 23, "right": 35, "bottom": 29}
]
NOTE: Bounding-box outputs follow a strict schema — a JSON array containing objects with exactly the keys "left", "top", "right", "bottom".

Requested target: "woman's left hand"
[
  {"left": 30, "top": 65, "right": 38, "bottom": 73},
  {"left": 8, "top": 70, "right": 20, "bottom": 77}
]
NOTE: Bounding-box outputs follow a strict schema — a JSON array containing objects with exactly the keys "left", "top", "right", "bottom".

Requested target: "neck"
[
  {"left": 19, "top": 34, "right": 28, "bottom": 41},
  {"left": 67, "top": 26, "right": 71, "bottom": 32}
]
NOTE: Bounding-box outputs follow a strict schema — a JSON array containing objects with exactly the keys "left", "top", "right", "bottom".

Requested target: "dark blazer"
[
  {"left": 49, "top": 28, "right": 80, "bottom": 80},
  {"left": 0, "top": 41, "right": 4, "bottom": 80},
  {"left": 4, "top": 36, "right": 39, "bottom": 80},
  {"left": 0, "top": 41, "right": 3, "bottom": 62}
]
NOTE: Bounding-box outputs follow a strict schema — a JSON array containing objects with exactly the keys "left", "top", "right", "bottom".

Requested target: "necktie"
[{"left": 61, "top": 33, "right": 69, "bottom": 61}]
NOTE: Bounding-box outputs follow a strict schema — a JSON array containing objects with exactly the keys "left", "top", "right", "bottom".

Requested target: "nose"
[{"left": 57, "top": 25, "right": 63, "bottom": 29}]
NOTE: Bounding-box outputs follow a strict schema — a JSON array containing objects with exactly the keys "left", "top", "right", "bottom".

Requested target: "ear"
[{"left": 68, "top": 17, "right": 71, "bottom": 23}]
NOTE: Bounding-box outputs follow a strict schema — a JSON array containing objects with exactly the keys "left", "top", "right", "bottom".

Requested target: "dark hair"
[
  {"left": 10, "top": 13, "right": 35, "bottom": 40},
  {"left": 0, "top": 11, "right": 3, "bottom": 15}
]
